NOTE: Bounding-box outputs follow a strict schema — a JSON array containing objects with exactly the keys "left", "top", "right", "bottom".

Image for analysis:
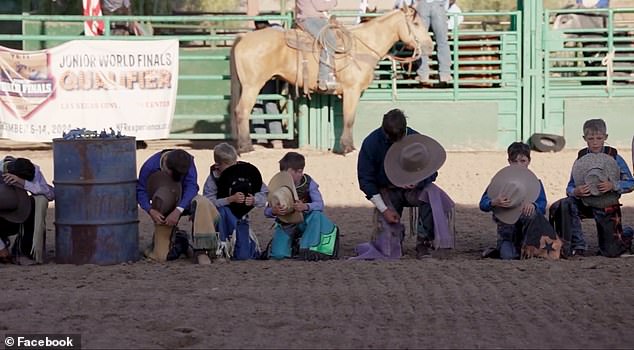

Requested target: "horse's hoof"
[
  {"left": 342, "top": 145, "right": 356, "bottom": 155},
  {"left": 332, "top": 146, "right": 356, "bottom": 156}
]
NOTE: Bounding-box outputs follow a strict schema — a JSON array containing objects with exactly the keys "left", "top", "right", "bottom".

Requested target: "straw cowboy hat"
[
  {"left": 487, "top": 164, "right": 541, "bottom": 225},
  {"left": 572, "top": 152, "right": 620, "bottom": 208},
  {"left": 147, "top": 170, "right": 182, "bottom": 215},
  {"left": 267, "top": 171, "right": 303, "bottom": 224},
  {"left": 217, "top": 162, "right": 263, "bottom": 218},
  {"left": 0, "top": 176, "right": 32, "bottom": 224},
  {"left": 384, "top": 134, "right": 447, "bottom": 187}
]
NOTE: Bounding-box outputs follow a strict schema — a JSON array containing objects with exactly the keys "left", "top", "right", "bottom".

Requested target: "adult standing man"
[
  {"left": 447, "top": 0, "right": 464, "bottom": 31},
  {"left": 295, "top": 0, "right": 338, "bottom": 91},
  {"left": 100, "top": 0, "right": 144, "bottom": 35},
  {"left": 415, "top": 0, "right": 452, "bottom": 84},
  {"left": 576, "top": 0, "right": 609, "bottom": 8}
]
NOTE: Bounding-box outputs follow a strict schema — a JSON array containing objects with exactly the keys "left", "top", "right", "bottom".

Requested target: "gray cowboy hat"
[
  {"left": 267, "top": 171, "right": 303, "bottom": 224},
  {"left": 384, "top": 134, "right": 447, "bottom": 187},
  {"left": 572, "top": 152, "right": 620, "bottom": 208},
  {"left": 487, "top": 164, "right": 541, "bottom": 225}
]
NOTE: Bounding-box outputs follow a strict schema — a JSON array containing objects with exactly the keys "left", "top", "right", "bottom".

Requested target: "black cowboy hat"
[
  {"left": 217, "top": 162, "right": 263, "bottom": 218},
  {"left": 0, "top": 176, "right": 32, "bottom": 223},
  {"left": 3, "top": 156, "right": 35, "bottom": 181}
]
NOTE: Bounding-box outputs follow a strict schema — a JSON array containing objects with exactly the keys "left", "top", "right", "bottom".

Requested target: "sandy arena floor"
[{"left": 1, "top": 140, "right": 633, "bottom": 349}]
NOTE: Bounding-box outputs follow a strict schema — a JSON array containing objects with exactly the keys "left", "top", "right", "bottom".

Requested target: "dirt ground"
[{"left": 1, "top": 140, "right": 634, "bottom": 349}]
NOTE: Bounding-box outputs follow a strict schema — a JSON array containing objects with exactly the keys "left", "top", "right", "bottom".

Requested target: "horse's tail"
[{"left": 229, "top": 35, "right": 243, "bottom": 142}]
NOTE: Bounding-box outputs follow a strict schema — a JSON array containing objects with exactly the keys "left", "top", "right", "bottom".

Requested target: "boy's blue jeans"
[{"left": 495, "top": 212, "right": 539, "bottom": 260}]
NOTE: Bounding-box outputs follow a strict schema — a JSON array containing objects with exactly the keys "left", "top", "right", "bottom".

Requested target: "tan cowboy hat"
[
  {"left": 487, "top": 164, "right": 541, "bottom": 225},
  {"left": 147, "top": 170, "right": 182, "bottom": 215},
  {"left": 0, "top": 177, "right": 32, "bottom": 223},
  {"left": 384, "top": 134, "right": 447, "bottom": 187},
  {"left": 572, "top": 153, "right": 620, "bottom": 208},
  {"left": 267, "top": 171, "right": 303, "bottom": 224}
]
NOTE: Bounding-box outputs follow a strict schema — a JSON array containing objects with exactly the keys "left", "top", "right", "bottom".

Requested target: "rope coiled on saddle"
[{"left": 313, "top": 20, "right": 355, "bottom": 72}]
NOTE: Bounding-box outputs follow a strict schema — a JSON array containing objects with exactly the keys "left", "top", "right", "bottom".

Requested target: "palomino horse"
[{"left": 230, "top": 7, "right": 433, "bottom": 154}]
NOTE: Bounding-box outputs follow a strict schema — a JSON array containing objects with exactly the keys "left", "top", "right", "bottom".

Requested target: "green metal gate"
[
  {"left": 0, "top": 3, "right": 633, "bottom": 150},
  {"left": 303, "top": 3, "right": 634, "bottom": 152},
  {"left": 538, "top": 3, "right": 634, "bottom": 149}
]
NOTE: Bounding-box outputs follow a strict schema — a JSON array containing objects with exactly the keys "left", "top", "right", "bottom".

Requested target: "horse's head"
[{"left": 397, "top": 6, "right": 433, "bottom": 57}]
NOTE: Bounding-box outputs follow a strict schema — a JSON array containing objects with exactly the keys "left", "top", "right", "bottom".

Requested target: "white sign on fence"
[{"left": 0, "top": 39, "right": 179, "bottom": 141}]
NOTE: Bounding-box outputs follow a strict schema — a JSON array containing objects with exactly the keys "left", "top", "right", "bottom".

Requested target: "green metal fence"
[
  {"left": 0, "top": 12, "right": 296, "bottom": 142},
  {"left": 0, "top": 6, "right": 632, "bottom": 150},
  {"left": 540, "top": 6, "right": 634, "bottom": 149}
]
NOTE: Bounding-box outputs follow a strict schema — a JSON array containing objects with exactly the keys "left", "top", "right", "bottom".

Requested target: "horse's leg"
[
  {"left": 234, "top": 86, "right": 260, "bottom": 154},
  {"left": 338, "top": 90, "right": 361, "bottom": 155}
]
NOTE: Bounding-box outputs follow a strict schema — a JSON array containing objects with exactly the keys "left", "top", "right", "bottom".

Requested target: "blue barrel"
[{"left": 53, "top": 137, "right": 139, "bottom": 265}]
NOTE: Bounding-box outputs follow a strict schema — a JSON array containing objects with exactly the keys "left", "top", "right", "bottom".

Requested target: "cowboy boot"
[{"left": 145, "top": 224, "right": 173, "bottom": 262}]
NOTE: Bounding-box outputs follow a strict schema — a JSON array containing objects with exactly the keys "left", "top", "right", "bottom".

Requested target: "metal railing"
[
  {"left": 544, "top": 7, "right": 634, "bottom": 96},
  {"left": 0, "top": 12, "right": 295, "bottom": 141}
]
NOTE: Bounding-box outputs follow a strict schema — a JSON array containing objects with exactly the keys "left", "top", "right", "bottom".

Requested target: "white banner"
[{"left": 0, "top": 40, "right": 179, "bottom": 141}]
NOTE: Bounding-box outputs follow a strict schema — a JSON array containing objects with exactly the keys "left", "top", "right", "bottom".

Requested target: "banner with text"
[{"left": 0, "top": 39, "right": 179, "bottom": 141}]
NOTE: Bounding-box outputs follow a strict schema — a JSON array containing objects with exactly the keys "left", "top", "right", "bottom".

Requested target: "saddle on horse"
[{"left": 284, "top": 24, "right": 349, "bottom": 93}]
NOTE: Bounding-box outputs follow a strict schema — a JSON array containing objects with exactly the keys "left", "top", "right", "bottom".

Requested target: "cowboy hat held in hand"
[
  {"left": 0, "top": 175, "right": 32, "bottom": 224},
  {"left": 217, "top": 162, "right": 263, "bottom": 218},
  {"left": 268, "top": 171, "right": 303, "bottom": 224},
  {"left": 487, "top": 164, "right": 541, "bottom": 225},
  {"left": 147, "top": 170, "right": 182, "bottom": 215},
  {"left": 384, "top": 134, "right": 447, "bottom": 188},
  {"left": 3, "top": 156, "right": 35, "bottom": 181},
  {"left": 572, "top": 152, "right": 620, "bottom": 208}
]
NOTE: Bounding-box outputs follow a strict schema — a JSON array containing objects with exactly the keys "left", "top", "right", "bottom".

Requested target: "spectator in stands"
[
  {"left": 415, "top": 0, "right": 452, "bottom": 85},
  {"left": 576, "top": 0, "right": 609, "bottom": 8},
  {"left": 100, "top": 0, "right": 145, "bottom": 35},
  {"left": 447, "top": 0, "right": 464, "bottom": 31},
  {"left": 394, "top": 0, "right": 415, "bottom": 8},
  {"left": 355, "top": 0, "right": 369, "bottom": 24}
]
